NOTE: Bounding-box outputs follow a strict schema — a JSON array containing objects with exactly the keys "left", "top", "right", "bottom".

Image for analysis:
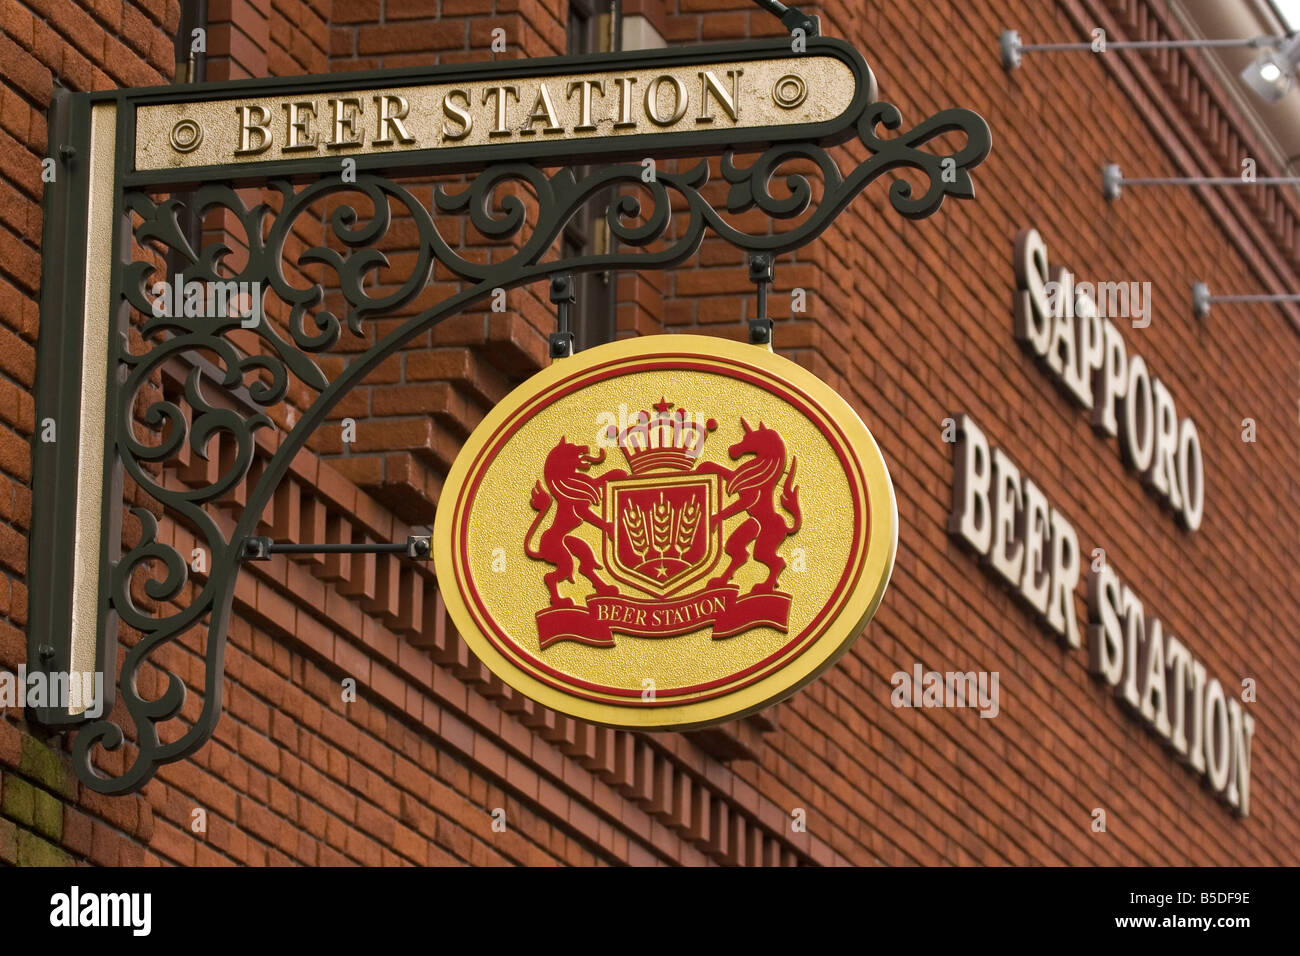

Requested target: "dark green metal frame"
[
  {"left": 27, "top": 37, "right": 992, "bottom": 794},
  {"left": 29, "top": 87, "right": 122, "bottom": 729},
  {"left": 118, "top": 38, "right": 878, "bottom": 188}
]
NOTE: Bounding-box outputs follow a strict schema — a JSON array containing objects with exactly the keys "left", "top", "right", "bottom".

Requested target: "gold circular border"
[{"left": 433, "top": 335, "right": 897, "bottom": 730}]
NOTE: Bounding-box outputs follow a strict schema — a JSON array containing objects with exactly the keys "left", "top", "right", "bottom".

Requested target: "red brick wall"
[{"left": 1, "top": 0, "right": 1297, "bottom": 866}]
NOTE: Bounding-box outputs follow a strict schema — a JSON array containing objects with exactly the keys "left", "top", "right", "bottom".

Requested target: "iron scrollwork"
[{"left": 72, "top": 97, "right": 991, "bottom": 794}]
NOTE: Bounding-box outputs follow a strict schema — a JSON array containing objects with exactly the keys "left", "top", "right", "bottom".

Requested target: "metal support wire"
[
  {"left": 1193, "top": 282, "right": 1300, "bottom": 319},
  {"left": 1103, "top": 163, "right": 1300, "bottom": 200},
  {"left": 1000, "top": 29, "right": 1275, "bottom": 70}
]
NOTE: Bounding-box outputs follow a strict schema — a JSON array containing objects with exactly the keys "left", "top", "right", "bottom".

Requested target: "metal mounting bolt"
[
  {"left": 1192, "top": 282, "right": 1212, "bottom": 320},
  {"left": 1000, "top": 30, "right": 1023, "bottom": 70},
  {"left": 1102, "top": 163, "right": 1124, "bottom": 201},
  {"left": 789, "top": 13, "right": 820, "bottom": 37},
  {"left": 549, "top": 274, "right": 575, "bottom": 304},
  {"left": 242, "top": 536, "right": 273, "bottom": 561},
  {"left": 406, "top": 535, "right": 431, "bottom": 559},
  {"left": 549, "top": 331, "right": 575, "bottom": 358}
]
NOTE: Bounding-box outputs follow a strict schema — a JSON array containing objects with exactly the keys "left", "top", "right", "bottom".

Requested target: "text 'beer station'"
[{"left": 946, "top": 229, "right": 1251, "bottom": 818}]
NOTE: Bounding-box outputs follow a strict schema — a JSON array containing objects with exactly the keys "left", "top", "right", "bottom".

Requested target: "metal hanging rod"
[
  {"left": 1193, "top": 282, "right": 1300, "bottom": 319},
  {"left": 749, "top": 254, "right": 774, "bottom": 346},
  {"left": 1103, "top": 163, "right": 1300, "bottom": 200},
  {"left": 549, "top": 274, "right": 575, "bottom": 359},
  {"left": 242, "top": 535, "right": 431, "bottom": 561}
]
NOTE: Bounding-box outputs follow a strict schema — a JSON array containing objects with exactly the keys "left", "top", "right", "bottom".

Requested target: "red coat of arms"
[{"left": 524, "top": 399, "right": 801, "bottom": 648}]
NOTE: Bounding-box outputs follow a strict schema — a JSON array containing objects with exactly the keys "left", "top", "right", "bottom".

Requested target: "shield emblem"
[{"left": 604, "top": 472, "right": 722, "bottom": 598}]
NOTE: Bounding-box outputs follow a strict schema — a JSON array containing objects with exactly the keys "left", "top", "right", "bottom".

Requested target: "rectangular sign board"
[
  {"left": 120, "top": 39, "right": 874, "bottom": 182},
  {"left": 137, "top": 54, "right": 863, "bottom": 172}
]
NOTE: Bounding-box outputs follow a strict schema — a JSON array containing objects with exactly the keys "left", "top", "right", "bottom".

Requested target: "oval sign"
[{"left": 433, "top": 334, "right": 896, "bottom": 729}]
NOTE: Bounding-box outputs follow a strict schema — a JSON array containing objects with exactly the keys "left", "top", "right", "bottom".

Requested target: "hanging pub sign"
[
  {"left": 433, "top": 336, "right": 897, "bottom": 728},
  {"left": 27, "top": 17, "right": 991, "bottom": 792}
]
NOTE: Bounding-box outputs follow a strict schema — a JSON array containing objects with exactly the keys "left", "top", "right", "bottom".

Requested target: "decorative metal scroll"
[{"left": 37, "top": 42, "right": 991, "bottom": 794}]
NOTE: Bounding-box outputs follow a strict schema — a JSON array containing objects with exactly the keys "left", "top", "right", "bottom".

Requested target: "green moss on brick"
[
  {"left": 0, "top": 816, "right": 17, "bottom": 865},
  {"left": 1, "top": 775, "right": 36, "bottom": 827},
  {"left": 17, "top": 828, "right": 72, "bottom": 867},
  {"left": 19, "top": 735, "right": 73, "bottom": 799},
  {"left": 32, "top": 787, "right": 61, "bottom": 841}
]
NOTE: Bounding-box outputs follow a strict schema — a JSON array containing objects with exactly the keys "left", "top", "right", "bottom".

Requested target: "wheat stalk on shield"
[
  {"left": 651, "top": 492, "right": 673, "bottom": 556},
  {"left": 674, "top": 497, "right": 700, "bottom": 557},
  {"left": 623, "top": 503, "right": 649, "bottom": 560}
]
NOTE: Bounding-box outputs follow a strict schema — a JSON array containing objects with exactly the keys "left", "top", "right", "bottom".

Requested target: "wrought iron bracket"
[{"left": 25, "top": 36, "right": 992, "bottom": 794}]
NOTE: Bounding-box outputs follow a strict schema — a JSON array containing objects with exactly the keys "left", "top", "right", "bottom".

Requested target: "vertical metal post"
[
  {"left": 550, "top": 274, "right": 576, "bottom": 357},
  {"left": 748, "top": 254, "right": 775, "bottom": 345}
]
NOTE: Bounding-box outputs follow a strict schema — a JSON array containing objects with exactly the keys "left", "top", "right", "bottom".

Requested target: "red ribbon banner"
[{"left": 536, "top": 585, "right": 792, "bottom": 649}]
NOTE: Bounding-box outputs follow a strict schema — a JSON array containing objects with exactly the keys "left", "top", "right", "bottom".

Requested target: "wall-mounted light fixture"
[
  {"left": 1001, "top": 29, "right": 1298, "bottom": 106},
  {"left": 1192, "top": 281, "right": 1300, "bottom": 319},
  {"left": 1241, "top": 33, "right": 1300, "bottom": 101},
  {"left": 1102, "top": 162, "right": 1300, "bottom": 200}
]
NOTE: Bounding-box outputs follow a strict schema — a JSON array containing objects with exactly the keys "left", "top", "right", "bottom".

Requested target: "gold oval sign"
[{"left": 433, "top": 335, "right": 896, "bottom": 729}]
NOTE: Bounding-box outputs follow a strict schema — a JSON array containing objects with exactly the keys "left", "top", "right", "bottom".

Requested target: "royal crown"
[{"left": 605, "top": 398, "right": 717, "bottom": 474}]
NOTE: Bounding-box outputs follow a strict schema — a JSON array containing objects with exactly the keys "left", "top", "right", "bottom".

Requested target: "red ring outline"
[{"left": 450, "top": 352, "right": 870, "bottom": 707}]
